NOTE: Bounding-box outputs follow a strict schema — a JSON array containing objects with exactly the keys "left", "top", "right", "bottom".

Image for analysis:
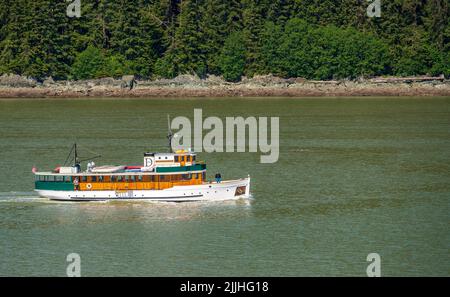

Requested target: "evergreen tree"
[
  {"left": 0, "top": 0, "right": 448, "bottom": 80},
  {"left": 241, "top": 0, "right": 269, "bottom": 76},
  {"left": 219, "top": 31, "right": 246, "bottom": 82},
  {"left": 70, "top": 45, "right": 105, "bottom": 80},
  {"left": 172, "top": 0, "right": 206, "bottom": 77},
  {"left": 200, "top": 0, "right": 242, "bottom": 74}
]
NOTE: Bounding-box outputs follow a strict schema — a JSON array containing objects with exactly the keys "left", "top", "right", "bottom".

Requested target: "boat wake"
[
  {"left": 0, "top": 191, "right": 254, "bottom": 205},
  {"left": 0, "top": 191, "right": 47, "bottom": 203}
]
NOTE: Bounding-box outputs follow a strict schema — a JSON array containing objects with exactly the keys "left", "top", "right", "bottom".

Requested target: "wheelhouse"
[{"left": 34, "top": 150, "right": 207, "bottom": 192}]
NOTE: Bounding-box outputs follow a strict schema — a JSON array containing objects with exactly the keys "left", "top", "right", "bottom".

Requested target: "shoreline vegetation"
[
  {"left": 0, "top": 74, "right": 449, "bottom": 98},
  {"left": 1, "top": 2, "right": 449, "bottom": 99}
]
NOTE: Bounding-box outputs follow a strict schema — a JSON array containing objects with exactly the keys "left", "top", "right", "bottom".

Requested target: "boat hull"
[{"left": 35, "top": 178, "right": 250, "bottom": 202}]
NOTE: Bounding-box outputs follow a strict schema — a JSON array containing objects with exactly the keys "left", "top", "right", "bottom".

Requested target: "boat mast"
[
  {"left": 167, "top": 114, "right": 173, "bottom": 153},
  {"left": 74, "top": 143, "right": 79, "bottom": 166}
]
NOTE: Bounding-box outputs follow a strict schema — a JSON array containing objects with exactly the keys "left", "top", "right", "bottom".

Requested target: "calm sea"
[{"left": 0, "top": 97, "right": 449, "bottom": 276}]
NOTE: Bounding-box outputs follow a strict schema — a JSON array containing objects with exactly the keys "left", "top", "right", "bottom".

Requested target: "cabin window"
[
  {"left": 192, "top": 155, "right": 196, "bottom": 161},
  {"left": 144, "top": 175, "right": 155, "bottom": 182},
  {"left": 182, "top": 174, "right": 192, "bottom": 180},
  {"left": 160, "top": 175, "right": 165, "bottom": 181},
  {"left": 110, "top": 176, "right": 116, "bottom": 182},
  {"left": 91, "top": 176, "right": 97, "bottom": 182},
  {"left": 82, "top": 176, "right": 87, "bottom": 182},
  {"left": 165, "top": 156, "right": 168, "bottom": 160},
  {"left": 98, "top": 176, "right": 104, "bottom": 182},
  {"left": 202, "top": 172, "right": 206, "bottom": 181},
  {"left": 130, "top": 176, "right": 136, "bottom": 182},
  {"left": 138, "top": 175, "right": 143, "bottom": 182},
  {"left": 175, "top": 156, "right": 179, "bottom": 162}
]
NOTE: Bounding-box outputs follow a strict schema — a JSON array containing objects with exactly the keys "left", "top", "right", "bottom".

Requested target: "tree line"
[{"left": 0, "top": 0, "right": 448, "bottom": 81}]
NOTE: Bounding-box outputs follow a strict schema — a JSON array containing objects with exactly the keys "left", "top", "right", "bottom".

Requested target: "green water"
[{"left": 0, "top": 97, "right": 449, "bottom": 276}]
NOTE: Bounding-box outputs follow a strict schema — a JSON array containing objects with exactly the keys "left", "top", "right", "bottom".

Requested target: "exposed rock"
[
  {"left": 121, "top": 75, "right": 136, "bottom": 89},
  {"left": 368, "top": 75, "right": 445, "bottom": 84},
  {"left": 0, "top": 74, "right": 449, "bottom": 98},
  {"left": 246, "top": 74, "right": 288, "bottom": 86},
  {"left": 204, "top": 75, "right": 226, "bottom": 85},
  {"left": 172, "top": 74, "right": 202, "bottom": 84},
  {"left": 43, "top": 76, "right": 55, "bottom": 87},
  {"left": 0, "top": 74, "right": 37, "bottom": 88}
]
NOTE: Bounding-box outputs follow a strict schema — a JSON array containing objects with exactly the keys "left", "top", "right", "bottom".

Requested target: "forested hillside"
[{"left": 0, "top": 0, "right": 448, "bottom": 81}]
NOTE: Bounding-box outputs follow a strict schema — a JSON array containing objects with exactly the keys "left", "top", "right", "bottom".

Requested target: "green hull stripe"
[
  {"left": 35, "top": 181, "right": 74, "bottom": 191},
  {"left": 35, "top": 164, "right": 207, "bottom": 191},
  {"left": 155, "top": 164, "right": 206, "bottom": 173}
]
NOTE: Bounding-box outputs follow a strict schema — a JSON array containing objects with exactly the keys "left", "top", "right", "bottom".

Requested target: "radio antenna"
[{"left": 167, "top": 114, "right": 174, "bottom": 153}]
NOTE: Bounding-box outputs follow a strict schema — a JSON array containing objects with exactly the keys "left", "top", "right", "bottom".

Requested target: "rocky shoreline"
[{"left": 0, "top": 74, "right": 449, "bottom": 98}]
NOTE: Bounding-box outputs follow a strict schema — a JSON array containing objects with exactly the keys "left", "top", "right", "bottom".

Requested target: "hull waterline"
[{"left": 35, "top": 177, "right": 251, "bottom": 202}]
